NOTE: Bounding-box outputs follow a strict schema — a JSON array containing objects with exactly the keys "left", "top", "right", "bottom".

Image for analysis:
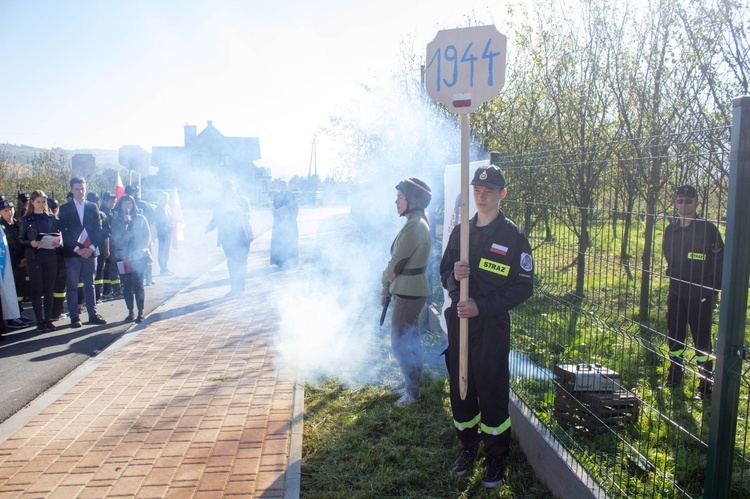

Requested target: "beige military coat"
[{"left": 381, "top": 213, "right": 431, "bottom": 298}]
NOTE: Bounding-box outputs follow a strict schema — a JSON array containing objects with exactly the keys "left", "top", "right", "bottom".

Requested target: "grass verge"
[{"left": 301, "top": 377, "right": 554, "bottom": 498}]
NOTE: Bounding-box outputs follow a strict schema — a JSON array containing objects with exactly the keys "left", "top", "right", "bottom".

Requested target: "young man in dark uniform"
[
  {"left": 87, "top": 192, "right": 110, "bottom": 302},
  {"left": 662, "top": 185, "right": 723, "bottom": 400},
  {"left": 440, "top": 165, "right": 534, "bottom": 488},
  {"left": 99, "top": 192, "right": 120, "bottom": 298}
]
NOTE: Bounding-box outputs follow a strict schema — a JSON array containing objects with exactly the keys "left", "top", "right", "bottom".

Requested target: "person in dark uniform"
[
  {"left": 440, "top": 165, "right": 534, "bottom": 488},
  {"left": 206, "top": 179, "right": 253, "bottom": 297},
  {"left": 270, "top": 181, "right": 299, "bottom": 268},
  {"left": 47, "top": 197, "right": 67, "bottom": 321},
  {"left": 99, "top": 192, "right": 120, "bottom": 297},
  {"left": 662, "top": 185, "right": 723, "bottom": 400},
  {"left": 87, "top": 192, "right": 110, "bottom": 303}
]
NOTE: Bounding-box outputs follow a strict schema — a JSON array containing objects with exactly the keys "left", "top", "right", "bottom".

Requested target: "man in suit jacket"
[{"left": 58, "top": 177, "right": 107, "bottom": 328}]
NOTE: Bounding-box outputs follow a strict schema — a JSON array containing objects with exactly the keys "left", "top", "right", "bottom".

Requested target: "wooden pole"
[{"left": 459, "top": 113, "right": 470, "bottom": 400}]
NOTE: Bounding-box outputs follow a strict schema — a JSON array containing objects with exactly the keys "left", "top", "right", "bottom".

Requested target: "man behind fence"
[
  {"left": 662, "top": 185, "right": 724, "bottom": 400},
  {"left": 440, "top": 165, "right": 534, "bottom": 488}
]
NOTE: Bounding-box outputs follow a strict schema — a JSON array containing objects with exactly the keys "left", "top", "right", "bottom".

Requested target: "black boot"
[
  {"left": 695, "top": 360, "right": 713, "bottom": 401},
  {"left": 664, "top": 362, "right": 684, "bottom": 388}
]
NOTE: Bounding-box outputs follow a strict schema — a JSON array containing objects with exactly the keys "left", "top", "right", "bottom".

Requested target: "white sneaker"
[{"left": 395, "top": 393, "right": 419, "bottom": 408}]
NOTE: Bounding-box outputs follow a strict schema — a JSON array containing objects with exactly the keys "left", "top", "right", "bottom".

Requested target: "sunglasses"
[{"left": 675, "top": 198, "right": 694, "bottom": 205}]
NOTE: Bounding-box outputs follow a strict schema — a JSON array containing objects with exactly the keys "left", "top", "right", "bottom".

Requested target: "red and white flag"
[
  {"left": 117, "top": 260, "right": 131, "bottom": 274},
  {"left": 490, "top": 243, "right": 508, "bottom": 256},
  {"left": 115, "top": 171, "right": 125, "bottom": 200},
  {"left": 77, "top": 228, "right": 91, "bottom": 248}
]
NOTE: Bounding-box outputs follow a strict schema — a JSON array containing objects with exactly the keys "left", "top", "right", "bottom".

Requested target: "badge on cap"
[{"left": 479, "top": 171, "right": 488, "bottom": 180}]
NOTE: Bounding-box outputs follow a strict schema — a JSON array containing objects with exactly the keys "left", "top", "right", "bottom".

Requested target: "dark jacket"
[
  {"left": 1, "top": 218, "right": 24, "bottom": 267},
  {"left": 57, "top": 199, "right": 103, "bottom": 258},
  {"left": 440, "top": 210, "right": 534, "bottom": 319},
  {"left": 663, "top": 217, "right": 724, "bottom": 297},
  {"left": 18, "top": 213, "right": 60, "bottom": 261}
]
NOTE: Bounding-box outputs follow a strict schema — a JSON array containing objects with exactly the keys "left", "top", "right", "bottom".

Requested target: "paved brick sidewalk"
[{"left": 0, "top": 207, "right": 348, "bottom": 497}]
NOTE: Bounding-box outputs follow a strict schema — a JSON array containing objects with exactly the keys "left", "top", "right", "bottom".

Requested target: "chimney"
[
  {"left": 184, "top": 124, "right": 197, "bottom": 146},
  {"left": 207, "top": 120, "right": 213, "bottom": 128}
]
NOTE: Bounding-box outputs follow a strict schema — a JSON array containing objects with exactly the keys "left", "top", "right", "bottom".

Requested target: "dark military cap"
[
  {"left": 471, "top": 165, "right": 506, "bottom": 189},
  {"left": 675, "top": 185, "right": 697, "bottom": 198}
]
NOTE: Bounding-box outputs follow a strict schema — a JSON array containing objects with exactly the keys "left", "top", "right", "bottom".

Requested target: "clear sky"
[{"left": 0, "top": 0, "right": 505, "bottom": 178}]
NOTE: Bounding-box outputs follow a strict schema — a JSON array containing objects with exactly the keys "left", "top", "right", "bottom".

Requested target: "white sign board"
[{"left": 425, "top": 25, "right": 507, "bottom": 115}]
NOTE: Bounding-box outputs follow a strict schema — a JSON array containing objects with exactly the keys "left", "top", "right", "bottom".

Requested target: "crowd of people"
[
  {"left": 0, "top": 167, "right": 722, "bottom": 490},
  {"left": 0, "top": 177, "right": 179, "bottom": 337}
]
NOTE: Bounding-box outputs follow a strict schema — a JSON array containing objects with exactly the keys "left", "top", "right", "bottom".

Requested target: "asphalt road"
[{"left": 0, "top": 207, "right": 273, "bottom": 424}]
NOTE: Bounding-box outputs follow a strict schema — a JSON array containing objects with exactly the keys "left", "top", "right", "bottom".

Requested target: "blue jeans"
[{"left": 65, "top": 256, "right": 97, "bottom": 319}]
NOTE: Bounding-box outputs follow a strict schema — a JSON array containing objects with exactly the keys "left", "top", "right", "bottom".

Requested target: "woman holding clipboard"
[{"left": 19, "top": 190, "right": 61, "bottom": 332}]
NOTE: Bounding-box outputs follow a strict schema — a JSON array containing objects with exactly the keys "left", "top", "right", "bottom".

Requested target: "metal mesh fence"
[{"left": 490, "top": 125, "right": 750, "bottom": 497}]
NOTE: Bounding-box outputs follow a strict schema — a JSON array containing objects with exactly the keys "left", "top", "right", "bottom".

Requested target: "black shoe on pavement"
[
  {"left": 124, "top": 311, "right": 135, "bottom": 322},
  {"left": 19, "top": 316, "right": 35, "bottom": 325},
  {"left": 36, "top": 323, "right": 47, "bottom": 333},
  {"left": 70, "top": 317, "right": 82, "bottom": 328},
  {"left": 448, "top": 445, "right": 478, "bottom": 476},
  {"left": 7, "top": 319, "right": 27, "bottom": 329},
  {"left": 87, "top": 314, "right": 107, "bottom": 325},
  {"left": 482, "top": 456, "right": 505, "bottom": 488},
  {"left": 45, "top": 321, "right": 56, "bottom": 332},
  {"left": 135, "top": 312, "right": 144, "bottom": 323}
]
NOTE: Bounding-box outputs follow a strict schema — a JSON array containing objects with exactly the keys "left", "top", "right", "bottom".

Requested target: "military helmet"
[{"left": 395, "top": 177, "right": 432, "bottom": 212}]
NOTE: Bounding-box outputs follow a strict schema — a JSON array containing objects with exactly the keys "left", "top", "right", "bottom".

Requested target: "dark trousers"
[
  {"left": 223, "top": 243, "right": 250, "bottom": 293},
  {"left": 94, "top": 253, "right": 106, "bottom": 300},
  {"left": 667, "top": 289, "right": 715, "bottom": 377},
  {"left": 391, "top": 296, "right": 426, "bottom": 398},
  {"left": 102, "top": 254, "right": 120, "bottom": 295},
  {"left": 445, "top": 306, "right": 512, "bottom": 460},
  {"left": 120, "top": 270, "right": 145, "bottom": 313},
  {"left": 65, "top": 256, "right": 97, "bottom": 319},
  {"left": 51, "top": 253, "right": 66, "bottom": 318},
  {"left": 26, "top": 252, "right": 57, "bottom": 322}
]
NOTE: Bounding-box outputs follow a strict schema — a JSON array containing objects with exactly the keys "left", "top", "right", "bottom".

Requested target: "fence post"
[{"left": 705, "top": 96, "right": 750, "bottom": 497}]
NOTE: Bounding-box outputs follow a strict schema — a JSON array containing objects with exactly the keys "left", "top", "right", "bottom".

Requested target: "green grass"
[{"left": 301, "top": 377, "right": 554, "bottom": 498}]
